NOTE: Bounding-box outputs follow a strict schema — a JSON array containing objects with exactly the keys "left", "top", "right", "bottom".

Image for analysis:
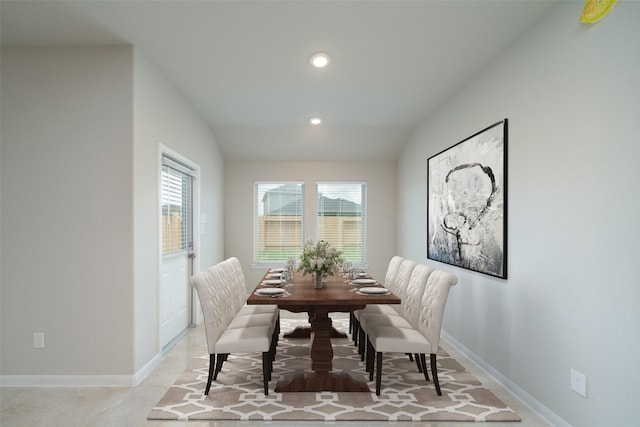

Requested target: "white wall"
[
  {"left": 398, "top": 3, "right": 640, "bottom": 426},
  {"left": 225, "top": 160, "right": 396, "bottom": 293},
  {"left": 1, "top": 46, "right": 135, "bottom": 375},
  {"left": 132, "top": 53, "right": 225, "bottom": 371},
  {"left": 0, "top": 46, "right": 225, "bottom": 382}
]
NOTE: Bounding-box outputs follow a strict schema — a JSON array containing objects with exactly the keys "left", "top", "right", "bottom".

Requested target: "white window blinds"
[
  {"left": 161, "top": 155, "right": 194, "bottom": 254},
  {"left": 316, "top": 182, "right": 366, "bottom": 265},
  {"left": 254, "top": 182, "right": 304, "bottom": 265}
]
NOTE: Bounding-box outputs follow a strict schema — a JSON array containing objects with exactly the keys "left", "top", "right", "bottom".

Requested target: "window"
[
  {"left": 316, "top": 182, "right": 366, "bottom": 265},
  {"left": 161, "top": 155, "right": 195, "bottom": 254},
  {"left": 254, "top": 182, "right": 304, "bottom": 265}
]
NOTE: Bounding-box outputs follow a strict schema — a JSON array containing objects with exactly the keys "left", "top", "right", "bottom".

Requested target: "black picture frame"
[{"left": 427, "top": 119, "right": 508, "bottom": 279}]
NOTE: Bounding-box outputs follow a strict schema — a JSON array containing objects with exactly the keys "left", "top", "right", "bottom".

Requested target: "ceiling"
[{"left": 1, "top": 1, "right": 557, "bottom": 161}]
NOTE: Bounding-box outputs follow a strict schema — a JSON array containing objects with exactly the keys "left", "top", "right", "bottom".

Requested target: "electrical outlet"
[
  {"left": 570, "top": 369, "right": 587, "bottom": 397},
  {"left": 33, "top": 332, "right": 45, "bottom": 349}
]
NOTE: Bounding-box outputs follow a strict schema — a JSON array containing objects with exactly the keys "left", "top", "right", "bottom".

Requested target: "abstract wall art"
[{"left": 427, "top": 119, "right": 508, "bottom": 278}]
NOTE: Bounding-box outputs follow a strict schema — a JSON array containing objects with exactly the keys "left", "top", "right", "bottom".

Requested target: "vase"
[{"left": 314, "top": 273, "right": 323, "bottom": 289}]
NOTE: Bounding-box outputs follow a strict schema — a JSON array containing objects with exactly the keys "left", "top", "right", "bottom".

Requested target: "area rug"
[{"left": 148, "top": 319, "right": 520, "bottom": 422}]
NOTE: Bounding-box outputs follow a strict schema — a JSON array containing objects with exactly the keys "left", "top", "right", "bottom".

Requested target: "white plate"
[
  {"left": 270, "top": 268, "right": 284, "bottom": 273},
  {"left": 262, "top": 279, "right": 282, "bottom": 286},
  {"left": 357, "top": 287, "right": 389, "bottom": 295},
  {"left": 353, "top": 279, "right": 377, "bottom": 285},
  {"left": 267, "top": 273, "right": 281, "bottom": 278},
  {"left": 358, "top": 272, "right": 369, "bottom": 277},
  {"left": 256, "top": 288, "right": 284, "bottom": 296}
]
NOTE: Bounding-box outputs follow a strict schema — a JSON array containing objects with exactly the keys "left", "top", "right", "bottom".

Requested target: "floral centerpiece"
[{"left": 298, "top": 238, "right": 342, "bottom": 288}]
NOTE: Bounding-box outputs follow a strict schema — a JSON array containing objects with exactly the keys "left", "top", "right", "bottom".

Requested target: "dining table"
[{"left": 246, "top": 270, "right": 400, "bottom": 393}]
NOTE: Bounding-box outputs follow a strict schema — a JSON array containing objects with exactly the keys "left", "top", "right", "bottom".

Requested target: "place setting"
[
  {"left": 345, "top": 267, "right": 383, "bottom": 293},
  {"left": 254, "top": 287, "right": 290, "bottom": 298},
  {"left": 256, "top": 267, "right": 294, "bottom": 297},
  {"left": 354, "top": 286, "right": 391, "bottom": 296}
]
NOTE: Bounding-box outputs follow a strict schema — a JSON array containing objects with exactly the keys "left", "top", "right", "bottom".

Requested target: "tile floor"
[{"left": 1, "top": 315, "right": 550, "bottom": 427}]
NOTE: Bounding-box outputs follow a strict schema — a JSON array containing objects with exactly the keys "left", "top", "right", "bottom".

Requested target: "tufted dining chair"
[
  {"left": 360, "top": 263, "right": 434, "bottom": 371},
  {"left": 356, "top": 258, "right": 417, "bottom": 357},
  {"left": 350, "top": 256, "right": 404, "bottom": 338},
  {"left": 191, "top": 258, "right": 277, "bottom": 395},
  {"left": 366, "top": 269, "right": 458, "bottom": 396},
  {"left": 209, "top": 257, "right": 280, "bottom": 342}
]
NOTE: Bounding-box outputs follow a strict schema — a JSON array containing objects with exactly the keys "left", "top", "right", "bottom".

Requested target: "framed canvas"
[{"left": 427, "top": 119, "right": 508, "bottom": 279}]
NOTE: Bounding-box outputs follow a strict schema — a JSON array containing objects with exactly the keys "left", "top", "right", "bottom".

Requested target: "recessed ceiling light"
[
  {"left": 309, "top": 52, "right": 330, "bottom": 68},
  {"left": 310, "top": 117, "right": 322, "bottom": 125}
]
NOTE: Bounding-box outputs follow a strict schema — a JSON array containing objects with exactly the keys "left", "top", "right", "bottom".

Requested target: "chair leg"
[
  {"left": 407, "top": 352, "right": 414, "bottom": 361},
  {"left": 349, "top": 312, "right": 354, "bottom": 334},
  {"left": 359, "top": 328, "right": 366, "bottom": 360},
  {"left": 414, "top": 353, "right": 422, "bottom": 372},
  {"left": 205, "top": 354, "right": 215, "bottom": 395},
  {"left": 353, "top": 319, "right": 359, "bottom": 346},
  {"left": 375, "top": 352, "right": 383, "bottom": 396},
  {"left": 367, "top": 339, "right": 375, "bottom": 379},
  {"left": 419, "top": 353, "right": 430, "bottom": 381},
  {"left": 430, "top": 353, "right": 441, "bottom": 396},
  {"left": 262, "top": 351, "right": 270, "bottom": 395},
  {"left": 271, "top": 328, "right": 278, "bottom": 361},
  {"left": 213, "top": 353, "right": 228, "bottom": 380},
  {"left": 267, "top": 340, "right": 275, "bottom": 381}
]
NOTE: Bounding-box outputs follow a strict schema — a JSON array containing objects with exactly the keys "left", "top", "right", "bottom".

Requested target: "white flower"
[{"left": 298, "top": 239, "right": 342, "bottom": 277}]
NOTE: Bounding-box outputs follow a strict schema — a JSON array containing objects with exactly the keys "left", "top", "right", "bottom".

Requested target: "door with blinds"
[{"left": 160, "top": 154, "right": 195, "bottom": 349}]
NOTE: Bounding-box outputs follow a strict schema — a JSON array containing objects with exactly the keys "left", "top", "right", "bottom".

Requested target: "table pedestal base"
[
  {"left": 283, "top": 326, "right": 348, "bottom": 339},
  {"left": 274, "top": 372, "right": 370, "bottom": 392}
]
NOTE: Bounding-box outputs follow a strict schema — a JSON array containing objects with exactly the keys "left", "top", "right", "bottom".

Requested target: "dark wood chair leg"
[
  {"left": 262, "top": 352, "right": 270, "bottom": 395},
  {"left": 271, "top": 328, "right": 278, "bottom": 361},
  {"left": 375, "top": 352, "right": 383, "bottom": 396},
  {"left": 266, "top": 342, "right": 274, "bottom": 381},
  {"left": 414, "top": 353, "right": 423, "bottom": 372},
  {"left": 407, "top": 352, "right": 414, "bottom": 361},
  {"left": 359, "top": 328, "right": 366, "bottom": 360},
  {"left": 367, "top": 339, "right": 375, "bottom": 379},
  {"left": 430, "top": 353, "right": 441, "bottom": 396},
  {"left": 419, "top": 353, "right": 430, "bottom": 381},
  {"left": 205, "top": 354, "right": 216, "bottom": 395},
  {"left": 353, "top": 319, "right": 360, "bottom": 346},
  {"left": 213, "top": 353, "right": 227, "bottom": 380},
  {"left": 349, "top": 312, "right": 354, "bottom": 334}
]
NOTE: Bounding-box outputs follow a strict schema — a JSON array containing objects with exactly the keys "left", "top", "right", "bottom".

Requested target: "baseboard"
[
  {"left": 441, "top": 330, "right": 571, "bottom": 427},
  {"left": 132, "top": 351, "right": 163, "bottom": 386},
  {"left": 0, "top": 352, "right": 163, "bottom": 388}
]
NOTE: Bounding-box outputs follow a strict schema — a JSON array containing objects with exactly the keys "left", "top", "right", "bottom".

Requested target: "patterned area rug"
[{"left": 148, "top": 319, "right": 520, "bottom": 422}]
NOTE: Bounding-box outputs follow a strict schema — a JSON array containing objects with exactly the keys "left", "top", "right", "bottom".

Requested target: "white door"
[{"left": 160, "top": 154, "right": 195, "bottom": 349}]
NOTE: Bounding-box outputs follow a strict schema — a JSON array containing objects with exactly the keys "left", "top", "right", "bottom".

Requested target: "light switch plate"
[{"left": 33, "top": 332, "right": 45, "bottom": 349}]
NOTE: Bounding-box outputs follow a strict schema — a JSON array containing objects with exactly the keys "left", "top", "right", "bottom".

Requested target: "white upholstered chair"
[
  {"left": 360, "top": 263, "right": 434, "bottom": 371},
  {"left": 365, "top": 269, "right": 458, "bottom": 395},
  {"left": 351, "top": 256, "right": 404, "bottom": 336},
  {"left": 191, "top": 258, "right": 278, "bottom": 395},
  {"left": 355, "top": 258, "right": 416, "bottom": 356},
  {"left": 208, "top": 257, "right": 281, "bottom": 341}
]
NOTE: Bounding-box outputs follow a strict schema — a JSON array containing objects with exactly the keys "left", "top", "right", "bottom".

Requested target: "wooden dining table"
[{"left": 247, "top": 270, "right": 400, "bottom": 393}]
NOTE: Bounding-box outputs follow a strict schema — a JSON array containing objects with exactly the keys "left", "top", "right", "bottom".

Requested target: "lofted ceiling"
[{"left": 1, "top": 1, "right": 557, "bottom": 161}]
